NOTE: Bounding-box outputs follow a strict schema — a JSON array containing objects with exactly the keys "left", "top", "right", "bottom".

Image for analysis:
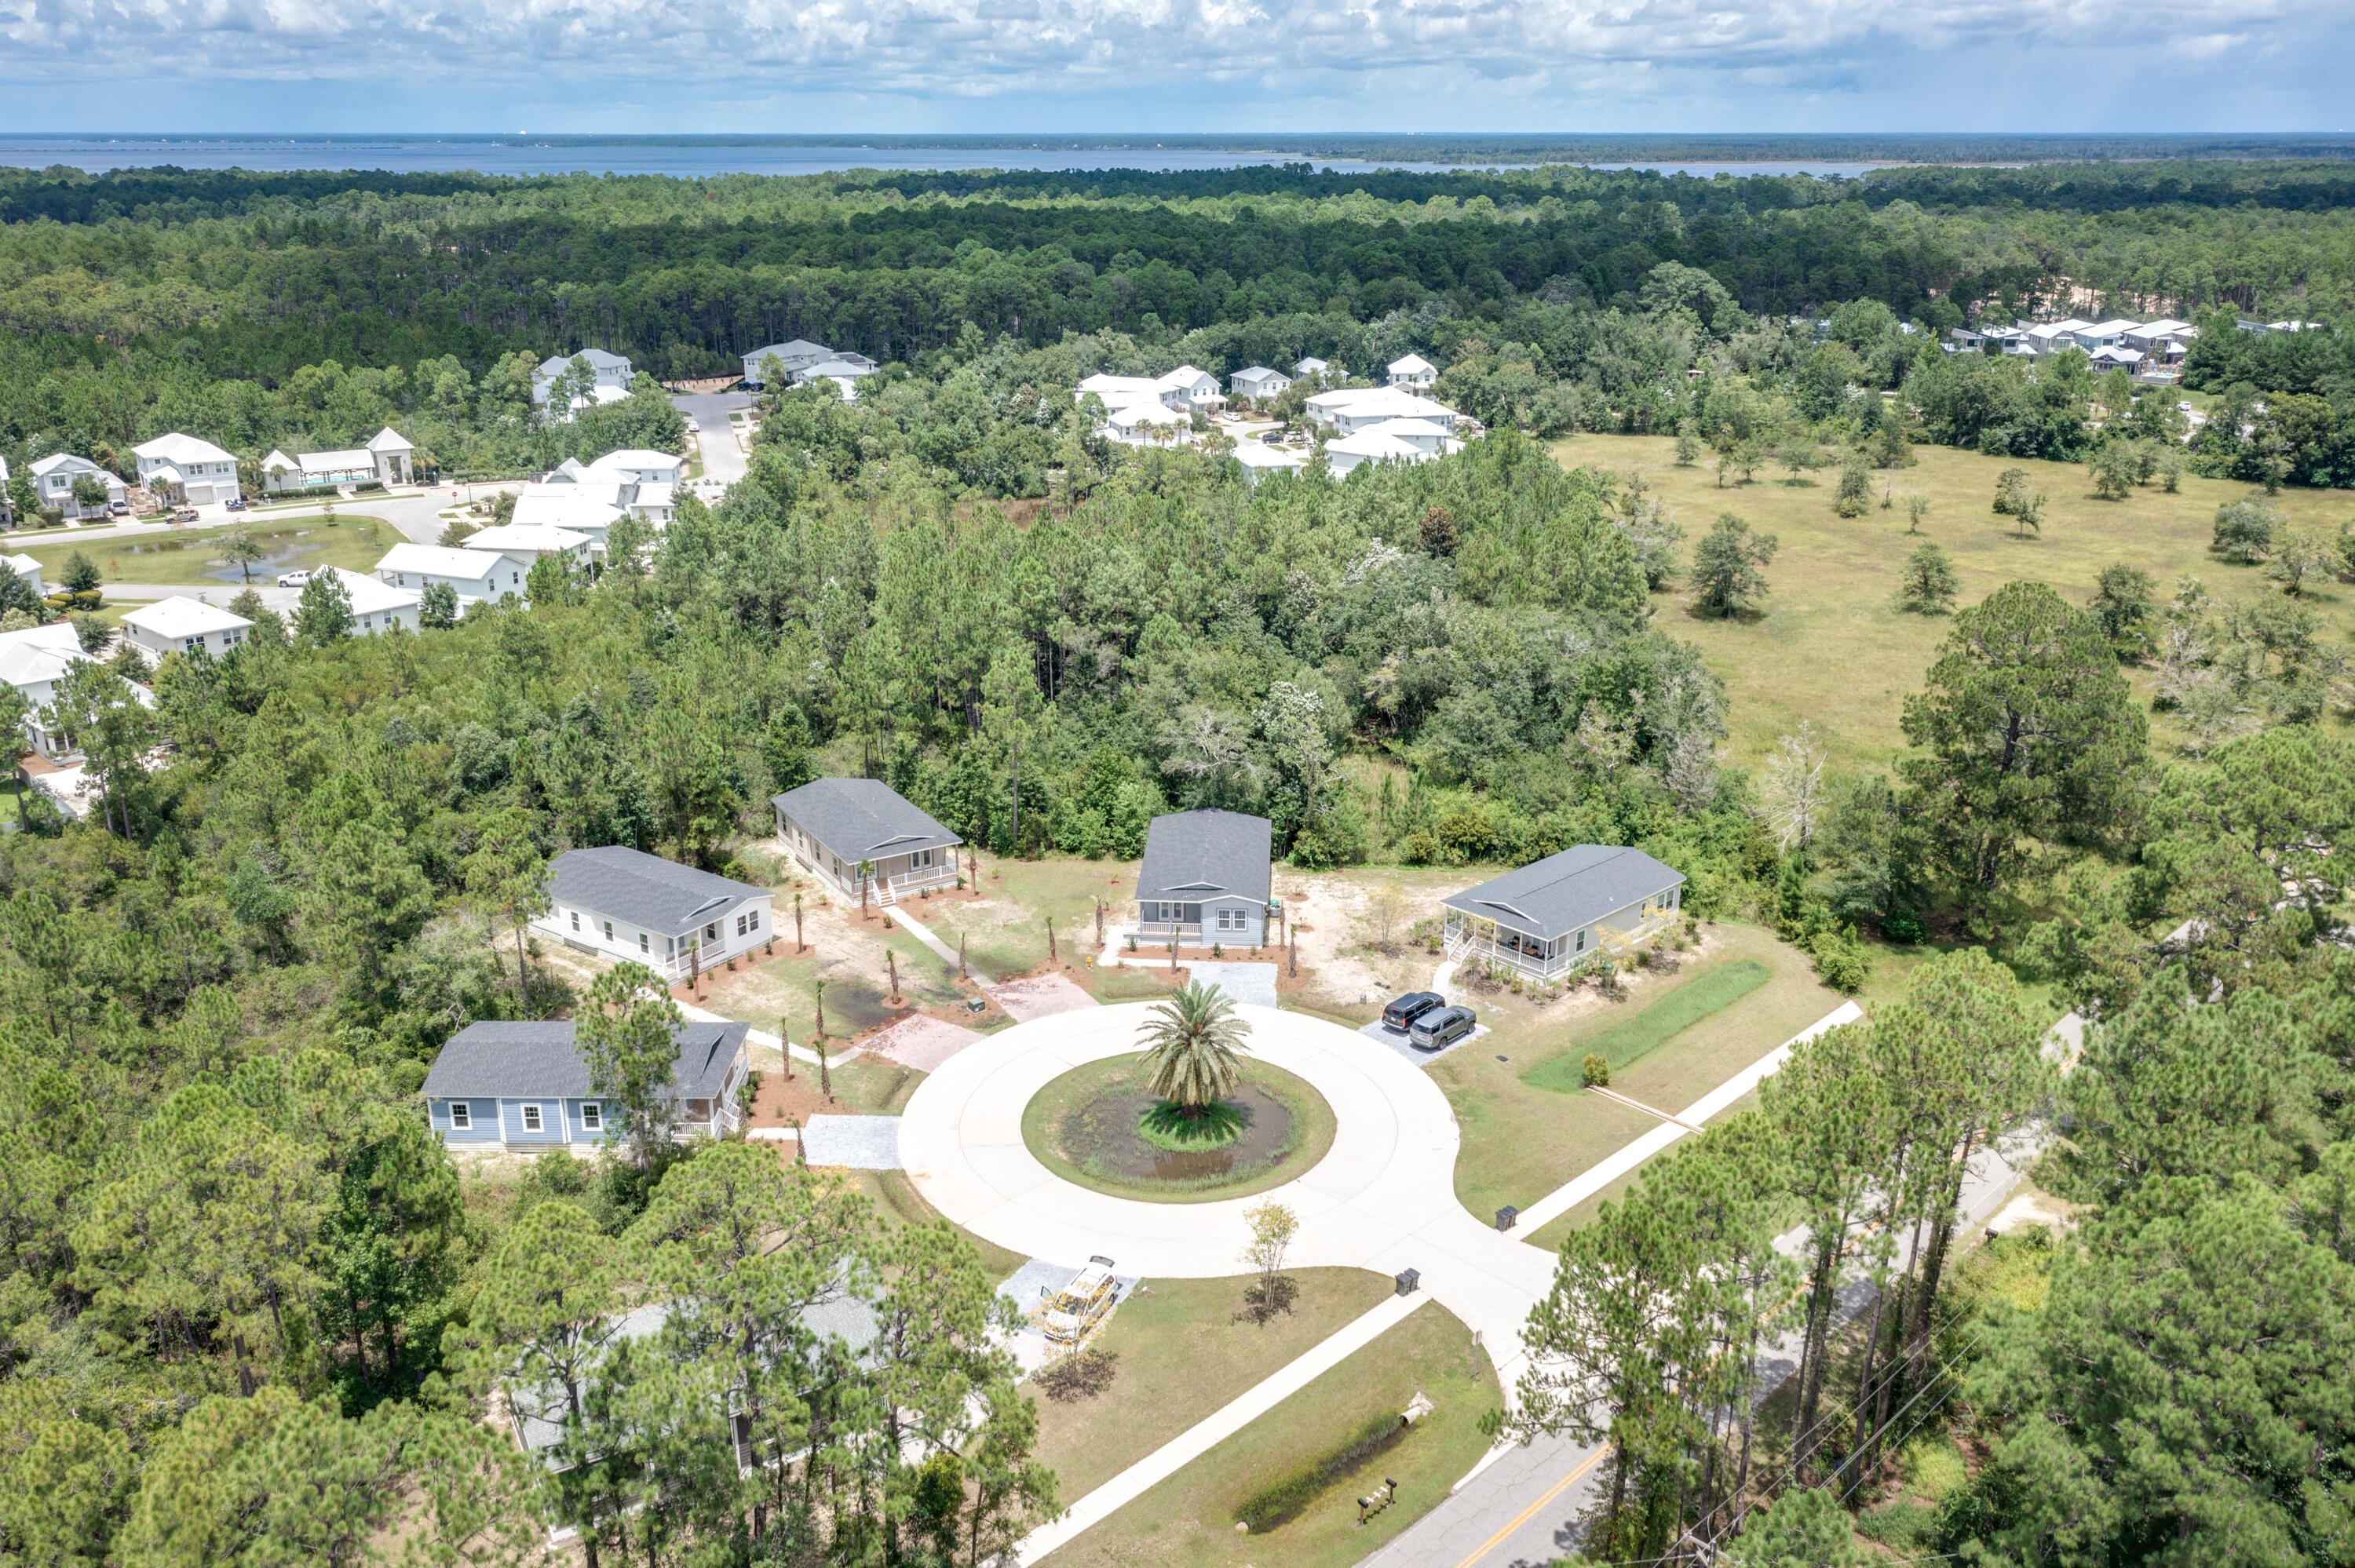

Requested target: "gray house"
[
  {"left": 1134, "top": 809, "right": 1272, "bottom": 947},
  {"left": 531, "top": 348, "right": 633, "bottom": 405},
  {"left": 533, "top": 845, "right": 774, "bottom": 982},
  {"left": 423, "top": 1019, "right": 750, "bottom": 1152},
  {"left": 741, "top": 339, "right": 834, "bottom": 387},
  {"left": 1442, "top": 845, "right": 1685, "bottom": 990},
  {"left": 1229, "top": 365, "right": 1291, "bottom": 401},
  {"left": 774, "top": 777, "right": 962, "bottom": 905}
]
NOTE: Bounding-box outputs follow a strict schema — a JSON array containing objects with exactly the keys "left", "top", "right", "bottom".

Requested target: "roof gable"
[
  {"left": 549, "top": 845, "right": 770, "bottom": 937},
  {"left": 1440, "top": 845, "right": 1684, "bottom": 940},
  {"left": 422, "top": 1018, "right": 748, "bottom": 1102},
  {"left": 1135, "top": 810, "right": 1272, "bottom": 903},
  {"left": 774, "top": 777, "right": 962, "bottom": 861}
]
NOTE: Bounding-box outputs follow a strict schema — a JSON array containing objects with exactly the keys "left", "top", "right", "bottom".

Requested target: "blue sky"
[{"left": 5, "top": 0, "right": 2350, "bottom": 133}]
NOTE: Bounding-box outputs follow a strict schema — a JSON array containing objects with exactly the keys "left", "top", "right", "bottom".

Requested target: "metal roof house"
[
  {"left": 1134, "top": 809, "right": 1272, "bottom": 948},
  {"left": 741, "top": 340, "right": 834, "bottom": 386},
  {"left": 773, "top": 777, "right": 962, "bottom": 906},
  {"left": 1442, "top": 845, "right": 1685, "bottom": 989},
  {"left": 423, "top": 1018, "right": 750, "bottom": 1151},
  {"left": 1230, "top": 365, "right": 1291, "bottom": 401},
  {"left": 533, "top": 845, "right": 775, "bottom": 983}
]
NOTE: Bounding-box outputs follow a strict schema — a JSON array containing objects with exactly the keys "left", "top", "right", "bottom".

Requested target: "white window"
[
  {"left": 602, "top": 920, "right": 614, "bottom": 940},
  {"left": 581, "top": 1103, "right": 602, "bottom": 1131},
  {"left": 570, "top": 911, "right": 580, "bottom": 931},
  {"left": 705, "top": 921, "right": 719, "bottom": 942},
  {"left": 521, "top": 1104, "right": 543, "bottom": 1132},
  {"left": 448, "top": 1102, "right": 471, "bottom": 1129},
  {"left": 747, "top": 908, "right": 760, "bottom": 931},
  {"left": 736, "top": 913, "right": 747, "bottom": 936},
  {"left": 639, "top": 932, "right": 650, "bottom": 953}
]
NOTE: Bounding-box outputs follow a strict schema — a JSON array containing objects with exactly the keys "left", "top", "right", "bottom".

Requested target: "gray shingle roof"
[
  {"left": 774, "top": 778, "right": 961, "bottom": 861},
  {"left": 1136, "top": 810, "right": 1272, "bottom": 904},
  {"left": 550, "top": 846, "right": 769, "bottom": 938},
  {"left": 1441, "top": 846, "right": 1685, "bottom": 942},
  {"left": 422, "top": 1019, "right": 748, "bottom": 1101}
]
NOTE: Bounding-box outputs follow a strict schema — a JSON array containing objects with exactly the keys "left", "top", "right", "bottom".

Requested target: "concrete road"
[
  {"left": 671, "top": 392, "right": 758, "bottom": 488},
  {"left": 9, "top": 486, "right": 503, "bottom": 555},
  {"left": 1356, "top": 1018, "right": 2079, "bottom": 1568},
  {"left": 104, "top": 582, "right": 304, "bottom": 612}
]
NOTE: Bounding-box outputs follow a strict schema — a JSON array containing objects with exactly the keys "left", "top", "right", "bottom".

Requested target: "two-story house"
[{"left": 133, "top": 433, "right": 241, "bottom": 506}]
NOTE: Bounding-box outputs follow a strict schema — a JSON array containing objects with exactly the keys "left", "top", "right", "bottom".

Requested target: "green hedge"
[
  {"left": 1234, "top": 1410, "right": 1411, "bottom": 1532},
  {"left": 1521, "top": 959, "right": 1770, "bottom": 1092}
]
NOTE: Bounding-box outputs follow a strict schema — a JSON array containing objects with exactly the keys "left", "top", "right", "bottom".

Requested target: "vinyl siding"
[
  {"left": 431, "top": 1098, "right": 500, "bottom": 1143},
  {"left": 502, "top": 1098, "right": 565, "bottom": 1143}
]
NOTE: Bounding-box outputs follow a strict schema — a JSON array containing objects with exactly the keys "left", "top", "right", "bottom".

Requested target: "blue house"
[{"left": 422, "top": 1018, "right": 751, "bottom": 1152}]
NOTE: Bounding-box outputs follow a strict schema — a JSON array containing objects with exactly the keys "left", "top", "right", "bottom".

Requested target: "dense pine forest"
[{"left": 0, "top": 157, "right": 2352, "bottom": 1566}]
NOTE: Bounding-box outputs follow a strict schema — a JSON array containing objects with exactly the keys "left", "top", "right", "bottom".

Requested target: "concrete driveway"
[{"left": 671, "top": 392, "right": 758, "bottom": 487}]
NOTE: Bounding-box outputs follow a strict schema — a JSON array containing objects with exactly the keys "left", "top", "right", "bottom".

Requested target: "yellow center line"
[{"left": 1448, "top": 1442, "right": 1611, "bottom": 1568}]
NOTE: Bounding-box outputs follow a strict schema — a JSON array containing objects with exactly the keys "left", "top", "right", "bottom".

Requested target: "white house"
[
  {"left": 532, "top": 349, "right": 633, "bottom": 405},
  {"left": 1294, "top": 356, "right": 1331, "bottom": 377},
  {"left": 510, "top": 489, "right": 627, "bottom": 549},
  {"left": 585, "top": 448, "right": 685, "bottom": 487},
  {"left": 2121, "top": 319, "right": 2194, "bottom": 351},
  {"left": 1229, "top": 366, "right": 1291, "bottom": 402},
  {"left": 794, "top": 358, "right": 878, "bottom": 401},
  {"left": 2015, "top": 320, "right": 2094, "bottom": 356},
  {"left": 27, "top": 455, "right": 126, "bottom": 520},
  {"left": 260, "top": 428, "right": 415, "bottom": 493},
  {"left": 2088, "top": 346, "right": 2148, "bottom": 374},
  {"left": 1356, "top": 417, "right": 1455, "bottom": 456},
  {"left": 1, "top": 555, "right": 44, "bottom": 599},
  {"left": 133, "top": 434, "right": 240, "bottom": 506},
  {"left": 1387, "top": 353, "right": 1439, "bottom": 390},
  {"left": 1102, "top": 399, "right": 1189, "bottom": 447},
  {"left": 741, "top": 340, "right": 833, "bottom": 387},
  {"left": 1232, "top": 442, "right": 1308, "bottom": 484},
  {"left": 1303, "top": 387, "right": 1462, "bottom": 436},
  {"left": 318, "top": 567, "right": 422, "bottom": 635},
  {"left": 376, "top": 543, "right": 504, "bottom": 605},
  {"left": 535, "top": 844, "right": 775, "bottom": 982},
  {"left": 1325, "top": 430, "right": 1437, "bottom": 476},
  {"left": 2070, "top": 319, "right": 2141, "bottom": 352},
  {"left": 460, "top": 525, "right": 592, "bottom": 594},
  {"left": 0, "top": 623, "right": 93, "bottom": 757},
  {"left": 120, "top": 596, "right": 252, "bottom": 662},
  {"left": 1077, "top": 366, "right": 1223, "bottom": 414}
]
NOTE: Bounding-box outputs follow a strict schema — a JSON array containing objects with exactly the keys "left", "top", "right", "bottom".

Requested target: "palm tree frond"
[{"left": 1139, "top": 980, "right": 1251, "bottom": 1111}]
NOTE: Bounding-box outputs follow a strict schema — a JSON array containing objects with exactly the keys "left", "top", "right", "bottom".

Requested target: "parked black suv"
[
  {"left": 1382, "top": 991, "right": 1445, "bottom": 1032},
  {"left": 1408, "top": 1005, "right": 1477, "bottom": 1051}
]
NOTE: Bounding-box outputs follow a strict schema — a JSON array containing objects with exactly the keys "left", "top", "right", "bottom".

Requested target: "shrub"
[
  {"left": 1832, "top": 453, "right": 1874, "bottom": 516},
  {"left": 2212, "top": 499, "right": 2279, "bottom": 563},
  {"left": 1809, "top": 928, "right": 1872, "bottom": 994},
  {"left": 1234, "top": 1410, "right": 1412, "bottom": 1532},
  {"left": 1880, "top": 911, "right": 1926, "bottom": 945},
  {"left": 1581, "top": 1053, "right": 1610, "bottom": 1087},
  {"left": 1992, "top": 466, "right": 2031, "bottom": 516},
  {"left": 1035, "top": 1347, "right": 1119, "bottom": 1403},
  {"left": 1857, "top": 1501, "right": 1937, "bottom": 1550}
]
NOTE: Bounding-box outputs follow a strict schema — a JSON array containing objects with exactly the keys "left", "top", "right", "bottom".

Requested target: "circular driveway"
[{"left": 900, "top": 1003, "right": 1557, "bottom": 1358}]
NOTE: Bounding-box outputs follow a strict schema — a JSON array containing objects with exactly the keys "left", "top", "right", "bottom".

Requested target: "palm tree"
[{"left": 1140, "top": 981, "right": 1250, "bottom": 1117}]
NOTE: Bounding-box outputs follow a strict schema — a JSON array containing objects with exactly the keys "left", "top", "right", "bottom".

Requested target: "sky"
[{"left": 5, "top": 0, "right": 2352, "bottom": 134}]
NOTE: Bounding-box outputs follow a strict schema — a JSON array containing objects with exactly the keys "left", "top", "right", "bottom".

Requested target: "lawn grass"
[
  {"left": 1519, "top": 958, "right": 1770, "bottom": 1091},
  {"left": 1437, "top": 921, "right": 1849, "bottom": 1223},
  {"left": 1028, "top": 1269, "right": 1394, "bottom": 1503},
  {"left": 919, "top": 852, "right": 1138, "bottom": 979},
  {"left": 1020, "top": 1056, "right": 1338, "bottom": 1203},
  {"left": 27, "top": 514, "right": 400, "bottom": 588},
  {"left": 1036, "top": 1296, "right": 1500, "bottom": 1568},
  {"left": 1550, "top": 432, "right": 2355, "bottom": 769}
]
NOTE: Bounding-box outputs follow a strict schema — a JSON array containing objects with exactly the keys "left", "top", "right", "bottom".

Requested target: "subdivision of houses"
[
  {"left": 119, "top": 596, "right": 252, "bottom": 662},
  {"left": 535, "top": 844, "right": 776, "bottom": 980},
  {"left": 772, "top": 776, "right": 962, "bottom": 905},
  {"left": 1440, "top": 844, "right": 1685, "bottom": 991}
]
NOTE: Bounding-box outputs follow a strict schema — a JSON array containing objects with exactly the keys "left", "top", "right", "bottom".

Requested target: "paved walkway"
[
  {"left": 884, "top": 903, "right": 995, "bottom": 986},
  {"left": 1014, "top": 1292, "right": 1430, "bottom": 1564},
  {"left": 801, "top": 1115, "right": 904, "bottom": 1169},
  {"left": 991, "top": 973, "right": 1100, "bottom": 1021},
  {"left": 901, "top": 1003, "right": 1558, "bottom": 1402}
]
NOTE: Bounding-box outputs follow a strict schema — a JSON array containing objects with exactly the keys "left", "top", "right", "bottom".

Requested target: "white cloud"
[{"left": 5, "top": 0, "right": 2350, "bottom": 125}]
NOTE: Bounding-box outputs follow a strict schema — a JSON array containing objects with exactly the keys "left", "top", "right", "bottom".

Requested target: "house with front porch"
[
  {"left": 260, "top": 428, "right": 416, "bottom": 493},
  {"left": 535, "top": 844, "right": 774, "bottom": 982},
  {"left": 422, "top": 1017, "right": 750, "bottom": 1152},
  {"left": 28, "top": 454, "right": 126, "bottom": 520},
  {"left": 1441, "top": 844, "right": 1685, "bottom": 990},
  {"left": 1134, "top": 809, "right": 1272, "bottom": 947},
  {"left": 133, "top": 433, "right": 241, "bottom": 506},
  {"left": 773, "top": 776, "right": 962, "bottom": 906}
]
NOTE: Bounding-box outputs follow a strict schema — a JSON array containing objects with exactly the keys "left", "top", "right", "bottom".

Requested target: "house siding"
[
  {"left": 532, "top": 893, "right": 775, "bottom": 979},
  {"left": 431, "top": 1098, "right": 501, "bottom": 1143},
  {"left": 775, "top": 810, "right": 957, "bottom": 902}
]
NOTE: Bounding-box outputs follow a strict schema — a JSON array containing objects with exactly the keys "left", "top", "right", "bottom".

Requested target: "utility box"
[
  {"left": 1495, "top": 1205, "right": 1519, "bottom": 1232},
  {"left": 1394, "top": 1267, "right": 1419, "bottom": 1297}
]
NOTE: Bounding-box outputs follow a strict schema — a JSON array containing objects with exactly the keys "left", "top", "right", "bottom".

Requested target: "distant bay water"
[{"left": 0, "top": 135, "right": 1889, "bottom": 181}]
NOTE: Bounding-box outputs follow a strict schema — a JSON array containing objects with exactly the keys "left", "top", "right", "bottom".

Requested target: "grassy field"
[
  {"left": 1550, "top": 432, "right": 2355, "bottom": 770},
  {"left": 1029, "top": 1269, "right": 1394, "bottom": 1502},
  {"left": 919, "top": 852, "right": 1139, "bottom": 979},
  {"left": 1437, "top": 921, "right": 1849, "bottom": 1223},
  {"left": 1021, "top": 1056, "right": 1338, "bottom": 1203},
  {"left": 1037, "top": 1295, "right": 1501, "bottom": 1568},
  {"left": 25, "top": 514, "right": 400, "bottom": 588},
  {"left": 1521, "top": 957, "right": 1770, "bottom": 1090}
]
